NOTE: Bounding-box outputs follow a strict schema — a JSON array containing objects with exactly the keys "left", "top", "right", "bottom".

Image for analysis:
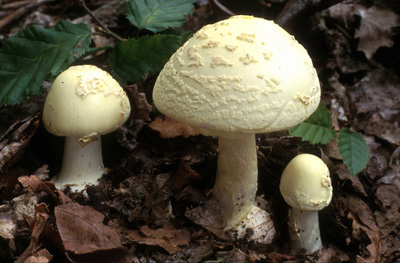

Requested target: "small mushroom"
[
  {"left": 42, "top": 65, "right": 131, "bottom": 192},
  {"left": 279, "top": 154, "right": 332, "bottom": 253},
  {"left": 152, "top": 15, "right": 321, "bottom": 243}
]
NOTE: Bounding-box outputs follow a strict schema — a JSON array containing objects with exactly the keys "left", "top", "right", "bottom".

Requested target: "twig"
[
  {"left": 0, "top": 0, "right": 53, "bottom": 32},
  {"left": 212, "top": 0, "right": 236, "bottom": 17},
  {"left": 275, "top": 0, "right": 345, "bottom": 30},
  {"left": 78, "top": 0, "right": 123, "bottom": 42}
]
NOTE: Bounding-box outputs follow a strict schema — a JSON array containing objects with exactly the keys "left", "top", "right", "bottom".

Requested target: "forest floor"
[{"left": 0, "top": 0, "right": 400, "bottom": 262}]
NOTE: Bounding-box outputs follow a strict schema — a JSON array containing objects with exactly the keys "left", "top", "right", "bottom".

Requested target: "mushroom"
[
  {"left": 279, "top": 154, "right": 332, "bottom": 253},
  {"left": 152, "top": 15, "right": 320, "bottom": 243},
  {"left": 42, "top": 65, "right": 131, "bottom": 192}
]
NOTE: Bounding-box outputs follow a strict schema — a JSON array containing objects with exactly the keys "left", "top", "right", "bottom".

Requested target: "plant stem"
[{"left": 78, "top": 0, "right": 124, "bottom": 42}]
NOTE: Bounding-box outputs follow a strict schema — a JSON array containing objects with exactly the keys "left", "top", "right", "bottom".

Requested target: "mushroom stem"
[
  {"left": 52, "top": 136, "right": 106, "bottom": 192},
  {"left": 213, "top": 134, "right": 258, "bottom": 230},
  {"left": 288, "top": 208, "right": 322, "bottom": 253}
]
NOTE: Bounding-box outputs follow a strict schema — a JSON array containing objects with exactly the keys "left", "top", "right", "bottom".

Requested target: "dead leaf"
[
  {"left": 18, "top": 175, "right": 57, "bottom": 201},
  {"left": 185, "top": 200, "right": 229, "bottom": 240},
  {"left": 15, "top": 203, "right": 49, "bottom": 263},
  {"left": 125, "top": 223, "right": 189, "bottom": 254},
  {"left": 0, "top": 113, "right": 40, "bottom": 172},
  {"left": 54, "top": 203, "right": 126, "bottom": 255},
  {"left": 24, "top": 248, "right": 52, "bottom": 263},
  {"left": 349, "top": 69, "right": 400, "bottom": 145},
  {"left": 375, "top": 167, "right": 400, "bottom": 207},
  {"left": 173, "top": 160, "right": 202, "bottom": 193},
  {"left": 334, "top": 163, "right": 368, "bottom": 197},
  {"left": 127, "top": 84, "right": 153, "bottom": 121},
  {"left": 355, "top": 4, "right": 400, "bottom": 59},
  {"left": 149, "top": 116, "right": 199, "bottom": 139},
  {"left": 337, "top": 194, "right": 380, "bottom": 263}
]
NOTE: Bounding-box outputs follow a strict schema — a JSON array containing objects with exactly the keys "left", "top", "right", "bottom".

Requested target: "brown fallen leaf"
[
  {"left": 355, "top": 4, "right": 400, "bottom": 59},
  {"left": 127, "top": 84, "right": 153, "bottom": 121},
  {"left": 24, "top": 248, "right": 52, "bottom": 263},
  {"left": 0, "top": 113, "right": 40, "bottom": 172},
  {"left": 18, "top": 174, "right": 58, "bottom": 202},
  {"left": 54, "top": 203, "right": 126, "bottom": 254},
  {"left": 173, "top": 160, "right": 202, "bottom": 194},
  {"left": 149, "top": 116, "right": 199, "bottom": 139},
  {"left": 16, "top": 203, "right": 49, "bottom": 263},
  {"left": 125, "top": 223, "right": 189, "bottom": 254},
  {"left": 337, "top": 194, "right": 380, "bottom": 263}
]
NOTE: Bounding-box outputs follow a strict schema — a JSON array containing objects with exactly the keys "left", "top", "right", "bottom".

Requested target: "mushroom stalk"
[
  {"left": 52, "top": 136, "right": 106, "bottom": 191},
  {"left": 289, "top": 208, "right": 322, "bottom": 253},
  {"left": 213, "top": 134, "right": 258, "bottom": 230}
]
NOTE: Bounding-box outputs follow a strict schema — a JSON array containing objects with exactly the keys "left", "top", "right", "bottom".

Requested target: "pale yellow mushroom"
[
  {"left": 153, "top": 15, "right": 321, "bottom": 243},
  {"left": 280, "top": 154, "right": 333, "bottom": 253},
  {"left": 42, "top": 65, "right": 131, "bottom": 192}
]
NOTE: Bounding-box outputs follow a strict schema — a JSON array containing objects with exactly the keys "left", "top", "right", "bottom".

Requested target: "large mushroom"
[
  {"left": 42, "top": 65, "right": 131, "bottom": 192},
  {"left": 152, "top": 15, "right": 320, "bottom": 242}
]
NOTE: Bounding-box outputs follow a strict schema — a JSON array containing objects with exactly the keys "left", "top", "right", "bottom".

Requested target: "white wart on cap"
[{"left": 153, "top": 15, "right": 320, "bottom": 137}]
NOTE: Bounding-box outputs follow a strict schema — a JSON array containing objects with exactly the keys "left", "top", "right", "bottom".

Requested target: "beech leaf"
[
  {"left": 289, "top": 103, "right": 336, "bottom": 145},
  {"left": 0, "top": 20, "right": 91, "bottom": 105},
  {"left": 109, "top": 34, "right": 187, "bottom": 83},
  {"left": 126, "top": 0, "right": 195, "bottom": 32},
  {"left": 338, "top": 128, "right": 370, "bottom": 176}
]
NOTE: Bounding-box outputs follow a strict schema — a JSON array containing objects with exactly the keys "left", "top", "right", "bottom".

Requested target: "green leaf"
[
  {"left": 109, "top": 34, "right": 188, "bottom": 83},
  {"left": 0, "top": 20, "right": 91, "bottom": 105},
  {"left": 338, "top": 128, "right": 370, "bottom": 176},
  {"left": 289, "top": 103, "right": 336, "bottom": 145},
  {"left": 126, "top": 0, "right": 195, "bottom": 32}
]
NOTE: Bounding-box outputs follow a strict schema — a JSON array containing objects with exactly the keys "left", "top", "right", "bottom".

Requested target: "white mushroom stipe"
[
  {"left": 42, "top": 65, "right": 131, "bottom": 192},
  {"left": 153, "top": 15, "right": 321, "bottom": 243},
  {"left": 52, "top": 136, "right": 106, "bottom": 192},
  {"left": 280, "top": 154, "right": 333, "bottom": 253}
]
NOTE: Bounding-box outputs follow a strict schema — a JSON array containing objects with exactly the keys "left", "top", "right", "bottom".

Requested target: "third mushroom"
[{"left": 152, "top": 15, "right": 321, "bottom": 243}]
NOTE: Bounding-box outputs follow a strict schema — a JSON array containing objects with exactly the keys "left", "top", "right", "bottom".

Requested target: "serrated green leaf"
[
  {"left": 109, "top": 34, "right": 188, "bottom": 83},
  {"left": 289, "top": 103, "right": 336, "bottom": 145},
  {"left": 126, "top": 0, "right": 195, "bottom": 32},
  {"left": 0, "top": 20, "right": 91, "bottom": 105},
  {"left": 338, "top": 128, "right": 370, "bottom": 176}
]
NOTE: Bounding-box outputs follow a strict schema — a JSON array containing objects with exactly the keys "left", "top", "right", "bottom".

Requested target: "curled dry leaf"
[
  {"left": 173, "top": 160, "right": 202, "bottom": 193},
  {"left": 149, "top": 116, "right": 199, "bottom": 139},
  {"left": 124, "top": 223, "right": 189, "bottom": 254},
  {"left": 0, "top": 113, "right": 40, "bottom": 172},
  {"left": 16, "top": 203, "right": 49, "bottom": 263},
  {"left": 337, "top": 194, "right": 380, "bottom": 263},
  {"left": 127, "top": 84, "right": 153, "bottom": 121}
]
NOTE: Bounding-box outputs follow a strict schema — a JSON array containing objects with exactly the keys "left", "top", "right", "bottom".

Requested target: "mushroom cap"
[
  {"left": 42, "top": 65, "right": 131, "bottom": 142},
  {"left": 153, "top": 15, "right": 320, "bottom": 137},
  {"left": 279, "top": 154, "right": 332, "bottom": 211}
]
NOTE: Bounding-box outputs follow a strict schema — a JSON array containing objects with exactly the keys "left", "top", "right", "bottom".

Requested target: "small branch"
[
  {"left": 275, "top": 0, "right": 345, "bottom": 30},
  {"left": 78, "top": 0, "right": 124, "bottom": 42},
  {"left": 212, "top": 0, "right": 236, "bottom": 17}
]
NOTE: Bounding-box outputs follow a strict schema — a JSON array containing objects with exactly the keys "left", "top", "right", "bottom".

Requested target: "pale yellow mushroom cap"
[
  {"left": 42, "top": 65, "right": 131, "bottom": 143},
  {"left": 153, "top": 15, "right": 320, "bottom": 137},
  {"left": 280, "top": 154, "right": 332, "bottom": 211}
]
